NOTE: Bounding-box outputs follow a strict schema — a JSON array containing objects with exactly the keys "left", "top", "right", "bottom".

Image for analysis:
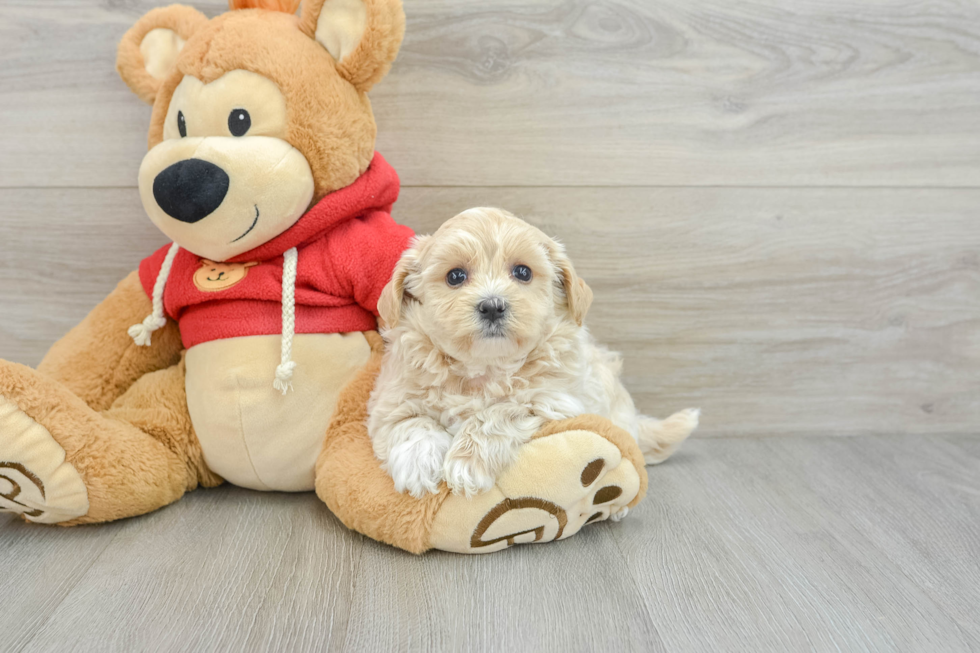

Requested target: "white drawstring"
[
  {"left": 128, "top": 242, "right": 180, "bottom": 347},
  {"left": 128, "top": 242, "right": 299, "bottom": 394},
  {"left": 273, "top": 247, "right": 298, "bottom": 395}
]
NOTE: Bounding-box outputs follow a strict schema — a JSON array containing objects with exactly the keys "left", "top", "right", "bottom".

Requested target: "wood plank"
[
  {"left": 2, "top": 0, "right": 980, "bottom": 188},
  {"left": 17, "top": 487, "right": 363, "bottom": 652},
  {"left": 3, "top": 435, "right": 978, "bottom": 651},
  {"left": 791, "top": 434, "right": 980, "bottom": 643},
  {"left": 613, "top": 435, "right": 980, "bottom": 651},
  {"left": 0, "top": 513, "right": 123, "bottom": 652},
  {"left": 341, "top": 528, "right": 664, "bottom": 652},
  {"left": 2, "top": 186, "right": 978, "bottom": 437}
]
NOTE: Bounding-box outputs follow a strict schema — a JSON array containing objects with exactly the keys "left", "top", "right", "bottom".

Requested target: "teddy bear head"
[{"left": 116, "top": 0, "right": 405, "bottom": 262}]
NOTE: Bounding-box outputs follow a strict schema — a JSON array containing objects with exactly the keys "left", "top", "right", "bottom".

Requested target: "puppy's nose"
[
  {"left": 477, "top": 297, "right": 508, "bottom": 323},
  {"left": 153, "top": 158, "right": 229, "bottom": 224}
]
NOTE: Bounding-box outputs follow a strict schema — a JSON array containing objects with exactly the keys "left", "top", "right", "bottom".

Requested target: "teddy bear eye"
[
  {"left": 512, "top": 264, "right": 532, "bottom": 282},
  {"left": 177, "top": 110, "right": 187, "bottom": 138},
  {"left": 228, "top": 109, "right": 251, "bottom": 137},
  {"left": 446, "top": 268, "right": 467, "bottom": 287}
]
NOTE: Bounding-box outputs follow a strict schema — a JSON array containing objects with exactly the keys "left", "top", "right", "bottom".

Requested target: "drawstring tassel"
[
  {"left": 128, "top": 242, "right": 180, "bottom": 347},
  {"left": 127, "top": 242, "right": 300, "bottom": 394},
  {"left": 273, "top": 247, "right": 299, "bottom": 394}
]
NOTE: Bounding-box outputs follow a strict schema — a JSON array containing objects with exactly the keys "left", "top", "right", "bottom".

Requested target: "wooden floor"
[
  {"left": 2, "top": 0, "right": 979, "bottom": 437},
  {"left": 2, "top": 0, "right": 980, "bottom": 650},
  {"left": 2, "top": 435, "right": 978, "bottom": 652}
]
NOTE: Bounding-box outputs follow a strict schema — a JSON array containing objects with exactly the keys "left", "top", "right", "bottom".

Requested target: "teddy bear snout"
[{"left": 152, "top": 158, "right": 230, "bottom": 224}]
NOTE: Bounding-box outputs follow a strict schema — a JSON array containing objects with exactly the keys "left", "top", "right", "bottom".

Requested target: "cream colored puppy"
[{"left": 368, "top": 208, "right": 699, "bottom": 498}]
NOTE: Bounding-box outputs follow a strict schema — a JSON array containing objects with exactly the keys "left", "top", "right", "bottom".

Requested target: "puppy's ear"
[
  {"left": 547, "top": 240, "right": 593, "bottom": 326},
  {"left": 377, "top": 236, "right": 426, "bottom": 328},
  {"left": 116, "top": 6, "right": 208, "bottom": 105},
  {"left": 300, "top": 0, "right": 405, "bottom": 92}
]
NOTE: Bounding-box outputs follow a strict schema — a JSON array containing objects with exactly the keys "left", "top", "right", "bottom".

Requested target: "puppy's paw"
[
  {"left": 387, "top": 435, "right": 451, "bottom": 499},
  {"left": 443, "top": 450, "right": 497, "bottom": 498},
  {"left": 609, "top": 506, "right": 630, "bottom": 522}
]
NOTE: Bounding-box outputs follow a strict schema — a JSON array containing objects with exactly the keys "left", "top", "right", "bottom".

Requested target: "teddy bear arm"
[{"left": 37, "top": 270, "right": 183, "bottom": 412}]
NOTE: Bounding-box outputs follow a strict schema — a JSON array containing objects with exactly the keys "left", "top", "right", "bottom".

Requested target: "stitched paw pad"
[
  {"left": 429, "top": 427, "right": 641, "bottom": 554},
  {"left": 0, "top": 394, "right": 88, "bottom": 524}
]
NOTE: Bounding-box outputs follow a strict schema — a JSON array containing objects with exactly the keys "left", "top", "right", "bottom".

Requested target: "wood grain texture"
[
  {"left": 2, "top": 435, "right": 979, "bottom": 652},
  {"left": 2, "top": 0, "right": 980, "bottom": 187},
  {"left": 2, "top": 1, "right": 978, "bottom": 651},
  {"left": 3, "top": 186, "right": 978, "bottom": 437}
]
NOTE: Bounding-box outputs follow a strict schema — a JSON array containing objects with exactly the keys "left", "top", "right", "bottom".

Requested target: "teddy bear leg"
[
  {"left": 314, "top": 353, "right": 449, "bottom": 554},
  {"left": 36, "top": 270, "right": 183, "bottom": 412},
  {"left": 315, "top": 353, "right": 653, "bottom": 554},
  {"left": 0, "top": 357, "right": 217, "bottom": 525},
  {"left": 426, "top": 416, "right": 649, "bottom": 554}
]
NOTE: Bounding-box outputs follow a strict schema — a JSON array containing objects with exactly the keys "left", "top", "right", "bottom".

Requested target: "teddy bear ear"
[
  {"left": 116, "top": 6, "right": 209, "bottom": 105},
  {"left": 300, "top": 0, "right": 406, "bottom": 93}
]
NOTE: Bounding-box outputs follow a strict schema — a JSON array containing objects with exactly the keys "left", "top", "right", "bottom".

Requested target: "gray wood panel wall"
[{"left": 1, "top": 0, "right": 978, "bottom": 437}]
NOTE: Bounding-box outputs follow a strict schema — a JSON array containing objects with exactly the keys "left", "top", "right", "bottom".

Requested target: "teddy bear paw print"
[
  {"left": 0, "top": 395, "right": 88, "bottom": 524},
  {"left": 429, "top": 424, "right": 643, "bottom": 554}
]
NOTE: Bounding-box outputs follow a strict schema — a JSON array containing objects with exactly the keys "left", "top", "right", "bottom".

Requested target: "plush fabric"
[
  {"left": 231, "top": 0, "right": 301, "bottom": 12},
  {"left": 316, "top": 341, "right": 447, "bottom": 554},
  {"left": 37, "top": 271, "right": 183, "bottom": 411},
  {"left": 186, "top": 332, "right": 372, "bottom": 491},
  {"left": 0, "top": 395, "right": 89, "bottom": 524},
  {"left": 316, "top": 347, "right": 649, "bottom": 554},
  {"left": 300, "top": 0, "right": 405, "bottom": 93},
  {"left": 146, "top": 9, "right": 380, "bottom": 204},
  {"left": 0, "top": 357, "right": 219, "bottom": 526},
  {"left": 116, "top": 5, "right": 210, "bottom": 105},
  {"left": 138, "top": 153, "right": 411, "bottom": 348},
  {"left": 0, "top": 0, "right": 654, "bottom": 555}
]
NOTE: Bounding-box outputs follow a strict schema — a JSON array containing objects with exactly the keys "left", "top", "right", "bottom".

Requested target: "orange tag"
[{"left": 193, "top": 259, "right": 259, "bottom": 292}]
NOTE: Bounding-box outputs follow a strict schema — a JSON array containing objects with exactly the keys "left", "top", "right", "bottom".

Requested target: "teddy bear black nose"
[{"left": 152, "top": 158, "right": 230, "bottom": 224}]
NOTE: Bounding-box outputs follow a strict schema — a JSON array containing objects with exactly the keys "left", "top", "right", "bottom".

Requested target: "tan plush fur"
[
  {"left": 0, "top": 358, "right": 219, "bottom": 525},
  {"left": 316, "top": 336, "right": 649, "bottom": 553},
  {"left": 300, "top": 0, "right": 406, "bottom": 92},
  {"left": 532, "top": 415, "right": 647, "bottom": 509},
  {"left": 0, "top": 0, "right": 405, "bottom": 526},
  {"left": 230, "top": 0, "right": 301, "bottom": 12},
  {"left": 131, "top": 0, "right": 405, "bottom": 206},
  {"left": 2, "top": 2, "right": 663, "bottom": 547},
  {"left": 37, "top": 271, "right": 183, "bottom": 412},
  {"left": 116, "top": 6, "right": 210, "bottom": 105},
  {"left": 368, "top": 208, "right": 699, "bottom": 498},
  {"left": 316, "top": 339, "right": 452, "bottom": 554}
]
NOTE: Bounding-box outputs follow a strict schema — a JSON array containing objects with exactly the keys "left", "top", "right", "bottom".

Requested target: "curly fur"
[{"left": 368, "top": 208, "right": 699, "bottom": 498}]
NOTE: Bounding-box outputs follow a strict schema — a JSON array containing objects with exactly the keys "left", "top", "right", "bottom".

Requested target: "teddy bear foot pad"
[
  {"left": 0, "top": 395, "right": 89, "bottom": 524},
  {"left": 429, "top": 426, "right": 642, "bottom": 554}
]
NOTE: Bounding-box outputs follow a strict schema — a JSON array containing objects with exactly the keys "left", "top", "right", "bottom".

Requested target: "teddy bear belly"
[{"left": 184, "top": 332, "right": 372, "bottom": 492}]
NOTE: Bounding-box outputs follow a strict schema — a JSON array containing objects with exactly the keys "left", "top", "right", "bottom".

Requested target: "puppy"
[{"left": 368, "top": 208, "right": 699, "bottom": 498}]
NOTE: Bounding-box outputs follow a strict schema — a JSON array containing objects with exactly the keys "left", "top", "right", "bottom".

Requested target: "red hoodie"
[{"left": 139, "top": 153, "right": 413, "bottom": 350}]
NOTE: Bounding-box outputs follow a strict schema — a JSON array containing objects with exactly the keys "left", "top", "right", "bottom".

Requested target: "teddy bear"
[{"left": 0, "top": 0, "right": 676, "bottom": 554}]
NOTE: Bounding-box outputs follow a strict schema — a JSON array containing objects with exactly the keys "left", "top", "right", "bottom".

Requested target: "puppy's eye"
[
  {"left": 512, "top": 264, "right": 532, "bottom": 282},
  {"left": 228, "top": 109, "right": 251, "bottom": 137},
  {"left": 177, "top": 111, "right": 187, "bottom": 138},
  {"left": 446, "top": 268, "right": 468, "bottom": 287}
]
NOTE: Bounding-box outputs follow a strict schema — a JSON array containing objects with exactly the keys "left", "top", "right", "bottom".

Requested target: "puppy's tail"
[{"left": 637, "top": 408, "right": 700, "bottom": 465}]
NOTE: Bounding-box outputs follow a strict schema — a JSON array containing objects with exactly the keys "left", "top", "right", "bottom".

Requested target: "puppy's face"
[{"left": 380, "top": 208, "right": 593, "bottom": 363}]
